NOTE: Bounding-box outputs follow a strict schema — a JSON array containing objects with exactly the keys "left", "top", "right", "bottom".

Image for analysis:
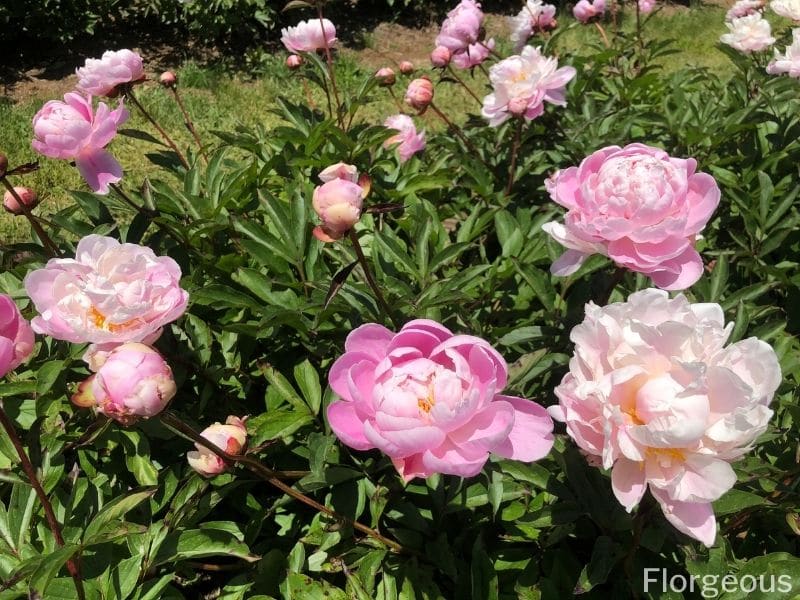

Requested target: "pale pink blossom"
[
  {"left": 482, "top": 46, "right": 576, "bottom": 127},
  {"left": 541, "top": 143, "right": 720, "bottom": 290},
  {"left": 767, "top": 28, "right": 800, "bottom": 76},
  {"left": 31, "top": 92, "right": 128, "bottom": 194},
  {"left": 638, "top": 0, "right": 657, "bottom": 14},
  {"left": 771, "top": 0, "right": 800, "bottom": 20},
  {"left": 436, "top": 0, "right": 494, "bottom": 69},
  {"left": 451, "top": 38, "right": 496, "bottom": 69},
  {"left": 0, "top": 295, "right": 35, "bottom": 378},
  {"left": 187, "top": 416, "right": 248, "bottom": 476},
  {"left": 550, "top": 289, "right": 781, "bottom": 546},
  {"left": 286, "top": 54, "right": 304, "bottom": 69},
  {"left": 281, "top": 18, "right": 337, "bottom": 53},
  {"left": 405, "top": 78, "right": 435, "bottom": 113},
  {"left": 573, "top": 0, "right": 605, "bottom": 23},
  {"left": 375, "top": 67, "right": 396, "bottom": 86},
  {"left": 312, "top": 163, "right": 366, "bottom": 242},
  {"left": 3, "top": 187, "right": 39, "bottom": 215},
  {"left": 509, "top": 0, "right": 558, "bottom": 52},
  {"left": 23, "top": 234, "right": 189, "bottom": 344},
  {"left": 383, "top": 114, "right": 426, "bottom": 162},
  {"left": 720, "top": 13, "right": 775, "bottom": 53},
  {"left": 326, "top": 319, "right": 554, "bottom": 481},
  {"left": 726, "top": 0, "right": 764, "bottom": 20},
  {"left": 72, "top": 343, "right": 176, "bottom": 424},
  {"left": 76, "top": 49, "right": 145, "bottom": 97}
]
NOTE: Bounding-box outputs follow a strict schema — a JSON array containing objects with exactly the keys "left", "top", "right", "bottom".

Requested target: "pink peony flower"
[
  {"left": 541, "top": 143, "right": 720, "bottom": 290},
  {"left": 451, "top": 38, "right": 496, "bottom": 69},
  {"left": 482, "top": 46, "right": 576, "bottom": 127},
  {"left": 435, "top": 0, "right": 494, "bottom": 69},
  {"left": 720, "top": 14, "right": 775, "bottom": 53},
  {"left": 509, "top": 0, "right": 558, "bottom": 52},
  {"left": 312, "top": 163, "right": 366, "bottom": 242},
  {"left": 3, "top": 186, "right": 39, "bottom": 215},
  {"left": 405, "top": 77, "right": 435, "bottom": 113},
  {"left": 0, "top": 295, "right": 35, "bottom": 378},
  {"left": 638, "top": 0, "right": 657, "bottom": 14},
  {"left": 771, "top": 0, "right": 800, "bottom": 20},
  {"left": 159, "top": 71, "right": 177, "bottom": 87},
  {"left": 726, "top": 0, "right": 764, "bottom": 20},
  {"left": 383, "top": 114, "right": 426, "bottom": 162},
  {"left": 326, "top": 319, "right": 554, "bottom": 481},
  {"left": 431, "top": 46, "right": 452, "bottom": 68},
  {"left": 767, "top": 28, "right": 800, "bottom": 76},
  {"left": 23, "top": 234, "right": 189, "bottom": 344},
  {"left": 187, "top": 416, "right": 248, "bottom": 476},
  {"left": 76, "top": 49, "right": 145, "bottom": 97},
  {"left": 399, "top": 61, "right": 415, "bottom": 74},
  {"left": 549, "top": 289, "right": 781, "bottom": 546},
  {"left": 573, "top": 0, "right": 605, "bottom": 23},
  {"left": 31, "top": 92, "right": 128, "bottom": 194},
  {"left": 286, "top": 54, "right": 304, "bottom": 69},
  {"left": 281, "top": 18, "right": 337, "bottom": 53},
  {"left": 375, "top": 67, "right": 396, "bottom": 86},
  {"left": 72, "top": 342, "right": 176, "bottom": 425}
]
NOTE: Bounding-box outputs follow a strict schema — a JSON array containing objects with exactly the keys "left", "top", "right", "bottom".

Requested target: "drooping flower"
[
  {"left": 435, "top": 0, "right": 495, "bottom": 69},
  {"left": 405, "top": 77, "right": 435, "bottom": 113},
  {"left": 72, "top": 342, "right": 177, "bottom": 425},
  {"left": 771, "top": 0, "right": 800, "bottom": 20},
  {"left": 720, "top": 13, "right": 775, "bottom": 53},
  {"left": 3, "top": 186, "right": 39, "bottom": 215},
  {"left": 312, "top": 163, "right": 367, "bottom": 242},
  {"left": 326, "top": 319, "right": 554, "bottom": 481},
  {"left": 383, "top": 114, "right": 426, "bottom": 162},
  {"left": 482, "top": 46, "right": 576, "bottom": 127},
  {"left": 23, "top": 234, "right": 189, "bottom": 344},
  {"left": 509, "top": 0, "right": 558, "bottom": 52},
  {"left": 550, "top": 289, "right": 781, "bottom": 546},
  {"left": 76, "top": 49, "right": 145, "bottom": 97},
  {"left": 31, "top": 92, "right": 128, "bottom": 194},
  {"left": 573, "top": 0, "right": 606, "bottom": 23},
  {"left": 0, "top": 295, "right": 35, "bottom": 378},
  {"left": 187, "top": 416, "right": 248, "bottom": 476},
  {"left": 281, "top": 18, "right": 337, "bottom": 53},
  {"left": 726, "top": 0, "right": 764, "bottom": 20},
  {"left": 541, "top": 143, "right": 720, "bottom": 290},
  {"left": 767, "top": 28, "right": 800, "bottom": 76}
]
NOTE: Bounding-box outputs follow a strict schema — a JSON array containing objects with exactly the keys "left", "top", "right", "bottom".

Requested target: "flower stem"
[
  {"left": 0, "top": 176, "right": 61, "bottom": 257},
  {"left": 348, "top": 229, "right": 398, "bottom": 328},
  {"left": 505, "top": 119, "right": 523, "bottom": 196},
  {"left": 429, "top": 102, "right": 489, "bottom": 169},
  {"left": 0, "top": 404, "right": 85, "bottom": 600},
  {"left": 125, "top": 89, "right": 190, "bottom": 169},
  {"left": 160, "top": 411, "right": 406, "bottom": 554},
  {"left": 594, "top": 22, "right": 611, "bottom": 48},
  {"left": 109, "top": 183, "right": 190, "bottom": 250},
  {"left": 170, "top": 88, "right": 207, "bottom": 163},
  {"left": 317, "top": 6, "right": 343, "bottom": 128},
  {"left": 446, "top": 66, "right": 483, "bottom": 107}
]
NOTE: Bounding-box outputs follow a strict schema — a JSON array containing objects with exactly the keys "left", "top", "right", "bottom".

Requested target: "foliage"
[{"left": 1, "top": 14, "right": 800, "bottom": 600}]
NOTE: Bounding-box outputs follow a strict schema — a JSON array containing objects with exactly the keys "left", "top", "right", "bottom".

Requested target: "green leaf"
[
  {"left": 247, "top": 409, "right": 313, "bottom": 446},
  {"left": 713, "top": 489, "right": 767, "bottom": 516},
  {"left": 293, "top": 360, "right": 321, "bottom": 415},
  {"left": 574, "top": 536, "right": 618, "bottom": 594},
  {"left": 153, "top": 528, "right": 258, "bottom": 566},
  {"left": 286, "top": 573, "right": 348, "bottom": 600},
  {"left": 84, "top": 487, "right": 158, "bottom": 543}
]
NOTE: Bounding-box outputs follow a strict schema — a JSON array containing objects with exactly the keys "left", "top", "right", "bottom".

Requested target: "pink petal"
[
  {"left": 684, "top": 173, "right": 720, "bottom": 234},
  {"left": 327, "top": 401, "right": 374, "bottom": 451},
  {"left": 344, "top": 323, "right": 394, "bottom": 359},
  {"left": 651, "top": 488, "right": 717, "bottom": 547},
  {"left": 75, "top": 149, "right": 122, "bottom": 195},
  {"left": 492, "top": 395, "right": 554, "bottom": 462},
  {"left": 421, "top": 438, "right": 489, "bottom": 477},
  {"left": 328, "top": 354, "right": 375, "bottom": 402},
  {"left": 646, "top": 246, "right": 704, "bottom": 290},
  {"left": 611, "top": 457, "right": 647, "bottom": 511},
  {"left": 448, "top": 400, "right": 515, "bottom": 454}
]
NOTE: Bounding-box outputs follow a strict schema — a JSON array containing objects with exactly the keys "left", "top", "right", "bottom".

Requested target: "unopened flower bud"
[
  {"left": 159, "top": 71, "right": 177, "bottom": 88},
  {"left": 286, "top": 54, "right": 304, "bottom": 69},
  {"left": 187, "top": 416, "right": 248, "bottom": 476},
  {"left": 312, "top": 163, "right": 366, "bottom": 242},
  {"left": 430, "top": 46, "right": 452, "bottom": 68},
  {"left": 3, "top": 187, "right": 39, "bottom": 215},
  {"left": 399, "top": 60, "right": 414, "bottom": 75},
  {"left": 404, "top": 77, "right": 434, "bottom": 113},
  {"left": 375, "top": 67, "right": 396, "bottom": 86}
]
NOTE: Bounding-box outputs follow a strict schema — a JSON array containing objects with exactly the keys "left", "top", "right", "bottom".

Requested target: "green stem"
[
  {"left": 125, "top": 89, "right": 190, "bottom": 169},
  {"left": 171, "top": 88, "right": 207, "bottom": 163},
  {"left": 348, "top": 229, "right": 398, "bottom": 328}
]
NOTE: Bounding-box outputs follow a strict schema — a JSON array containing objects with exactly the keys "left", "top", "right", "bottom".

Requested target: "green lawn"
[{"left": 0, "top": 4, "right": 788, "bottom": 242}]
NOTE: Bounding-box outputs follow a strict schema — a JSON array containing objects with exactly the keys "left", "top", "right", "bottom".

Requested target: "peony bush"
[{"left": 1, "top": 1, "right": 799, "bottom": 598}]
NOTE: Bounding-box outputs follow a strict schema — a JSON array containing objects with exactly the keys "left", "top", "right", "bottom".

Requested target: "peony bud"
[
  {"left": 3, "top": 187, "right": 39, "bottom": 215},
  {"left": 375, "top": 67, "right": 396, "bottom": 86},
  {"left": 430, "top": 46, "right": 452, "bottom": 68},
  {"left": 286, "top": 54, "right": 304, "bottom": 69},
  {"left": 187, "top": 416, "right": 248, "bottom": 476},
  {"left": 399, "top": 60, "right": 414, "bottom": 75},
  {"left": 404, "top": 77, "right": 434, "bottom": 113},
  {"left": 507, "top": 97, "right": 530, "bottom": 116},
  {"left": 0, "top": 154, "right": 7, "bottom": 178},
  {"left": 71, "top": 342, "right": 176, "bottom": 425},
  {"left": 312, "top": 163, "right": 366, "bottom": 242},
  {"left": 159, "top": 71, "right": 177, "bottom": 88}
]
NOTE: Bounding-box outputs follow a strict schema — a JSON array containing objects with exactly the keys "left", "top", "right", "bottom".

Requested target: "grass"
[{"left": 0, "top": 4, "right": 792, "bottom": 242}]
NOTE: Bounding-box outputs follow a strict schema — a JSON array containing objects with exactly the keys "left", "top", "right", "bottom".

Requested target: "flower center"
[{"left": 88, "top": 306, "right": 140, "bottom": 333}]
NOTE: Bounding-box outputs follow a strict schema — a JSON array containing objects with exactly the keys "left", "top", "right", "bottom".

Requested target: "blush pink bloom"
[
  {"left": 3, "top": 187, "right": 39, "bottom": 215},
  {"left": 541, "top": 143, "right": 720, "bottom": 290},
  {"left": 720, "top": 14, "right": 775, "bottom": 53},
  {"left": 771, "top": 0, "right": 800, "bottom": 20},
  {"left": 509, "top": 0, "right": 558, "bottom": 52},
  {"left": 23, "top": 234, "right": 189, "bottom": 344},
  {"left": 726, "top": 0, "right": 764, "bottom": 20},
  {"left": 482, "top": 46, "right": 576, "bottom": 127},
  {"left": 32, "top": 92, "right": 128, "bottom": 194},
  {"left": 76, "top": 49, "right": 145, "bottom": 97},
  {"left": 383, "top": 114, "right": 426, "bottom": 163},
  {"left": 312, "top": 163, "right": 366, "bottom": 242},
  {"left": 281, "top": 18, "right": 337, "bottom": 53},
  {"left": 72, "top": 342, "right": 176, "bottom": 425},
  {"left": 767, "top": 28, "right": 800, "bottom": 76},
  {"left": 451, "top": 38, "right": 495, "bottom": 69},
  {"left": 549, "top": 289, "right": 781, "bottom": 546},
  {"left": 0, "top": 295, "right": 35, "bottom": 378},
  {"left": 431, "top": 46, "right": 452, "bottom": 67},
  {"left": 286, "top": 54, "right": 304, "bottom": 69},
  {"left": 187, "top": 416, "right": 248, "bottom": 476},
  {"left": 435, "top": 0, "right": 494, "bottom": 69},
  {"left": 573, "top": 0, "right": 605, "bottom": 23},
  {"left": 638, "top": 0, "right": 657, "bottom": 14},
  {"left": 326, "top": 319, "right": 554, "bottom": 481},
  {"left": 405, "top": 77, "right": 435, "bottom": 113}
]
